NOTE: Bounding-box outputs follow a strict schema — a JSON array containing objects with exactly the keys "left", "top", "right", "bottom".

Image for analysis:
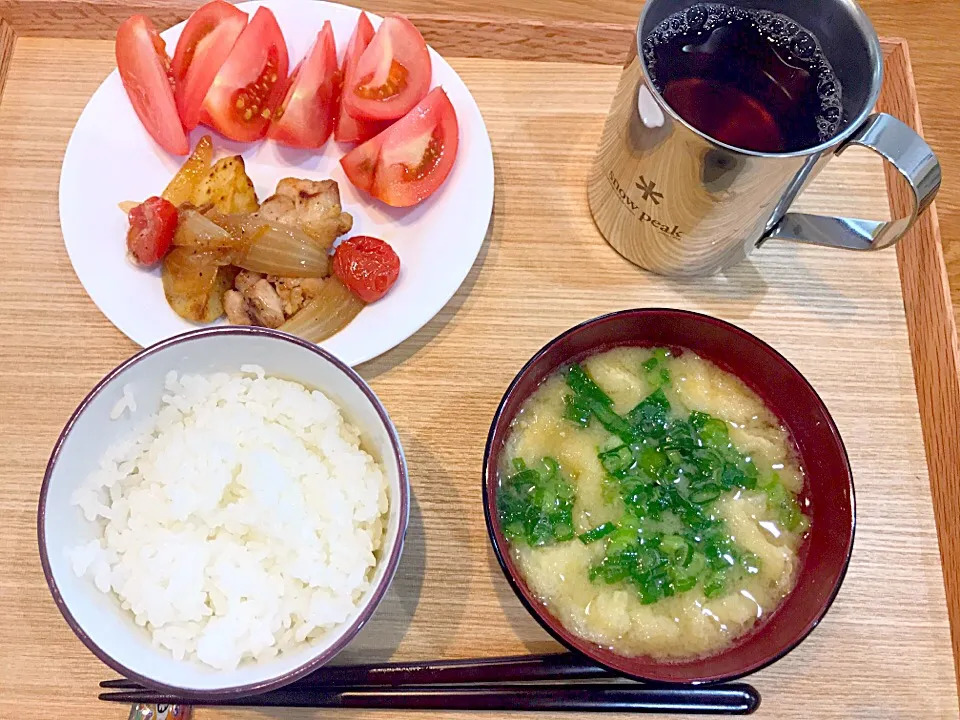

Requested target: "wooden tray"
[{"left": 2, "top": 7, "right": 959, "bottom": 719}]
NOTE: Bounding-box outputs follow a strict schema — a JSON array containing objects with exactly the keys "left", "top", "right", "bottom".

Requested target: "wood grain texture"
[
  {"left": 2, "top": 0, "right": 960, "bottom": 295},
  {"left": 884, "top": 40, "right": 960, "bottom": 692},
  {"left": 2, "top": 0, "right": 959, "bottom": 315},
  {"left": 0, "top": 29, "right": 955, "bottom": 718},
  {"left": 0, "top": 19, "right": 14, "bottom": 99},
  {"left": 0, "top": 1, "right": 638, "bottom": 66}
]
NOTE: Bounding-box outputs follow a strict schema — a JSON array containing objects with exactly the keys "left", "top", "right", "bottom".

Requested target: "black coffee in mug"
[{"left": 642, "top": 3, "right": 843, "bottom": 153}]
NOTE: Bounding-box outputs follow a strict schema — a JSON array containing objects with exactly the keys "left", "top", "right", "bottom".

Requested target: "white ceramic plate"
[{"left": 59, "top": 0, "right": 494, "bottom": 366}]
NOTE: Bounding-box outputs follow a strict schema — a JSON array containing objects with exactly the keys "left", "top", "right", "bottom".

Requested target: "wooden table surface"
[
  {"left": 2, "top": 0, "right": 958, "bottom": 299},
  {"left": 1, "top": 0, "right": 959, "bottom": 716},
  {"left": 1, "top": 0, "right": 957, "bottom": 285},
  {"left": 399, "top": 0, "right": 957, "bottom": 319}
]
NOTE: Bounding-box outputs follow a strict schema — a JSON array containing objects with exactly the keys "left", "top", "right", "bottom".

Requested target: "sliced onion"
[
  {"left": 238, "top": 221, "right": 330, "bottom": 278},
  {"left": 174, "top": 208, "right": 250, "bottom": 262},
  {"left": 279, "top": 277, "right": 365, "bottom": 342},
  {"left": 204, "top": 210, "right": 259, "bottom": 237},
  {"left": 175, "top": 208, "right": 229, "bottom": 246}
]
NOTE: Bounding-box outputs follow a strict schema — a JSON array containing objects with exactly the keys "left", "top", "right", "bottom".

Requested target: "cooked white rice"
[{"left": 68, "top": 366, "right": 389, "bottom": 670}]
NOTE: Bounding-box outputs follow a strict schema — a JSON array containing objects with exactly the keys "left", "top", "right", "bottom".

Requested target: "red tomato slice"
[
  {"left": 267, "top": 22, "right": 339, "bottom": 149},
  {"left": 341, "top": 15, "right": 431, "bottom": 123},
  {"left": 127, "top": 196, "right": 178, "bottom": 266},
  {"left": 116, "top": 15, "right": 189, "bottom": 155},
  {"left": 334, "top": 12, "right": 388, "bottom": 143},
  {"left": 201, "top": 7, "right": 289, "bottom": 142},
  {"left": 171, "top": 0, "right": 247, "bottom": 130},
  {"left": 340, "top": 87, "right": 459, "bottom": 208},
  {"left": 333, "top": 236, "right": 400, "bottom": 302}
]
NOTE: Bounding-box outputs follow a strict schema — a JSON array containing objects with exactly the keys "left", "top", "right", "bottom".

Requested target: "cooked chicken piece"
[
  {"left": 270, "top": 276, "right": 325, "bottom": 317},
  {"left": 235, "top": 270, "right": 264, "bottom": 294},
  {"left": 244, "top": 279, "right": 285, "bottom": 328},
  {"left": 253, "top": 178, "right": 353, "bottom": 251},
  {"left": 223, "top": 290, "right": 254, "bottom": 326},
  {"left": 222, "top": 271, "right": 285, "bottom": 328}
]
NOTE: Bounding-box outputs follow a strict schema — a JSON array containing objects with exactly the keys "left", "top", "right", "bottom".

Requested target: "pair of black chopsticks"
[{"left": 99, "top": 652, "right": 760, "bottom": 714}]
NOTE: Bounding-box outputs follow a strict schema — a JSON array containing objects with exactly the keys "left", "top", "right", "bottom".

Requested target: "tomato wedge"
[
  {"left": 334, "top": 12, "right": 387, "bottom": 143},
  {"left": 341, "top": 15, "right": 431, "bottom": 123},
  {"left": 171, "top": 0, "right": 247, "bottom": 130},
  {"left": 201, "top": 7, "right": 289, "bottom": 142},
  {"left": 267, "top": 22, "right": 339, "bottom": 149},
  {"left": 340, "top": 87, "right": 459, "bottom": 208},
  {"left": 116, "top": 15, "right": 189, "bottom": 155}
]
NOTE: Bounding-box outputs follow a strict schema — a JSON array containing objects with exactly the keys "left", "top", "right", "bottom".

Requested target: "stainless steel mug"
[{"left": 587, "top": 0, "right": 941, "bottom": 277}]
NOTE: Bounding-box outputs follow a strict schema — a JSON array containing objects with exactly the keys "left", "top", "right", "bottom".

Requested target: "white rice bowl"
[
  {"left": 39, "top": 328, "right": 407, "bottom": 696},
  {"left": 68, "top": 366, "right": 389, "bottom": 671}
]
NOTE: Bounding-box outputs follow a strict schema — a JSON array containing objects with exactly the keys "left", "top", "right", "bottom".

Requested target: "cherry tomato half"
[
  {"left": 201, "top": 7, "right": 289, "bottom": 142},
  {"left": 332, "top": 235, "right": 400, "bottom": 303},
  {"left": 116, "top": 15, "right": 189, "bottom": 155},
  {"left": 127, "top": 196, "right": 178, "bottom": 267},
  {"left": 171, "top": 0, "right": 248, "bottom": 130}
]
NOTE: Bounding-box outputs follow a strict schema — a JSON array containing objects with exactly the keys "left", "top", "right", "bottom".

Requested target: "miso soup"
[{"left": 498, "top": 347, "right": 810, "bottom": 660}]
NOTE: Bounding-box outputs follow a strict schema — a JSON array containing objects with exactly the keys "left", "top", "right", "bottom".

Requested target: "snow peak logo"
[
  {"left": 607, "top": 171, "right": 683, "bottom": 239},
  {"left": 635, "top": 175, "right": 663, "bottom": 205}
]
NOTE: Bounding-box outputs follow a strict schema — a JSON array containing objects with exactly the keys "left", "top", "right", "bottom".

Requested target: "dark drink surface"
[{"left": 642, "top": 3, "right": 843, "bottom": 153}]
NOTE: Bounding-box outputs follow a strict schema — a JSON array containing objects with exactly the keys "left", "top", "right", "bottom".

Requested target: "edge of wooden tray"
[
  {"left": 0, "top": 18, "right": 13, "bottom": 100},
  {"left": 882, "top": 38, "right": 960, "bottom": 685},
  {"left": 1, "top": 3, "right": 958, "bottom": 696}
]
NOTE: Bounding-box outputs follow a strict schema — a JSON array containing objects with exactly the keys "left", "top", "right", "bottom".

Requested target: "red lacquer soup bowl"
[{"left": 482, "top": 308, "right": 855, "bottom": 684}]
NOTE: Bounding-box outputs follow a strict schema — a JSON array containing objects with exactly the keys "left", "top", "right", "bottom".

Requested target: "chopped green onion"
[
  {"left": 626, "top": 389, "right": 671, "bottom": 437},
  {"left": 506, "top": 355, "right": 807, "bottom": 609},
  {"left": 566, "top": 364, "right": 613, "bottom": 407},
  {"left": 661, "top": 535, "right": 693, "bottom": 567},
  {"left": 703, "top": 571, "right": 728, "bottom": 598},
  {"left": 579, "top": 522, "right": 617, "bottom": 544},
  {"left": 765, "top": 480, "right": 805, "bottom": 531},
  {"left": 740, "top": 551, "right": 761, "bottom": 575},
  {"left": 586, "top": 400, "right": 637, "bottom": 442},
  {"left": 638, "top": 447, "right": 667, "bottom": 479},
  {"left": 642, "top": 349, "right": 672, "bottom": 388},
  {"left": 688, "top": 483, "right": 722, "bottom": 504},
  {"left": 599, "top": 445, "right": 634, "bottom": 476},
  {"left": 673, "top": 574, "right": 698, "bottom": 593},
  {"left": 691, "top": 412, "right": 730, "bottom": 449},
  {"left": 563, "top": 394, "right": 591, "bottom": 427},
  {"left": 563, "top": 366, "right": 637, "bottom": 441},
  {"left": 498, "top": 457, "right": 576, "bottom": 547},
  {"left": 757, "top": 469, "right": 779, "bottom": 489}
]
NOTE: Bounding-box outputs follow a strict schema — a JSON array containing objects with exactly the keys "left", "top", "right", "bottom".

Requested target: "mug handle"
[{"left": 764, "top": 113, "right": 941, "bottom": 251}]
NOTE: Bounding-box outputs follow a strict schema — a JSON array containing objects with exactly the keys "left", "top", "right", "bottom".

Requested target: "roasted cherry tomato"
[
  {"left": 127, "top": 197, "right": 178, "bottom": 266},
  {"left": 340, "top": 87, "right": 459, "bottom": 207},
  {"left": 267, "top": 22, "right": 339, "bottom": 149},
  {"left": 201, "top": 7, "right": 289, "bottom": 142},
  {"left": 332, "top": 235, "right": 400, "bottom": 302},
  {"left": 334, "top": 12, "right": 388, "bottom": 143},
  {"left": 171, "top": 0, "right": 248, "bottom": 130},
  {"left": 341, "top": 15, "right": 431, "bottom": 123},
  {"left": 116, "top": 15, "right": 189, "bottom": 155}
]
